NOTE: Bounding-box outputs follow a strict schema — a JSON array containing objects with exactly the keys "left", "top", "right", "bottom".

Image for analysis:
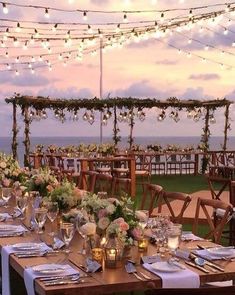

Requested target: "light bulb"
[
  {"left": 31, "top": 68, "right": 35, "bottom": 74},
  {"left": 123, "top": 13, "right": 128, "bottom": 23},
  {"left": 2, "top": 3, "right": 8, "bottom": 14},
  {"left": 16, "top": 22, "right": 21, "bottom": 32},
  {"left": 15, "top": 69, "right": 19, "bottom": 76},
  {"left": 52, "top": 24, "right": 58, "bottom": 32},
  {"left": 45, "top": 8, "right": 50, "bottom": 18},
  {"left": 83, "top": 11, "right": 87, "bottom": 21}
]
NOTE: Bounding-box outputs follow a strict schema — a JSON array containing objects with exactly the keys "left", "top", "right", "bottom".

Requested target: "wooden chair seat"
[
  {"left": 96, "top": 167, "right": 111, "bottom": 173},
  {"left": 136, "top": 170, "right": 150, "bottom": 175}
]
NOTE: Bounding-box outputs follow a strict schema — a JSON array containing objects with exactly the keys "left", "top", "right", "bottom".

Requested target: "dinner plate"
[
  {"left": 151, "top": 261, "right": 183, "bottom": 273},
  {"left": 207, "top": 247, "right": 235, "bottom": 257},
  {"left": 32, "top": 264, "right": 67, "bottom": 275},
  {"left": 12, "top": 243, "right": 42, "bottom": 251}
]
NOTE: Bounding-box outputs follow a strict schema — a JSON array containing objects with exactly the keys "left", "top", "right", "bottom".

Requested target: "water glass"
[
  {"left": 60, "top": 222, "right": 75, "bottom": 253},
  {"left": 167, "top": 224, "right": 182, "bottom": 254},
  {"left": 16, "top": 194, "right": 28, "bottom": 219},
  {"left": 46, "top": 201, "right": 59, "bottom": 236},
  {"left": 34, "top": 207, "right": 48, "bottom": 234}
]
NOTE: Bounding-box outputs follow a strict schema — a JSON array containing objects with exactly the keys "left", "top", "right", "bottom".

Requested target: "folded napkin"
[
  {"left": 1, "top": 242, "right": 51, "bottom": 295},
  {"left": 0, "top": 224, "right": 28, "bottom": 236},
  {"left": 194, "top": 247, "right": 235, "bottom": 261},
  {"left": 181, "top": 231, "right": 203, "bottom": 241},
  {"left": 0, "top": 213, "right": 12, "bottom": 221},
  {"left": 24, "top": 264, "right": 79, "bottom": 295},
  {"left": 143, "top": 263, "right": 200, "bottom": 288}
]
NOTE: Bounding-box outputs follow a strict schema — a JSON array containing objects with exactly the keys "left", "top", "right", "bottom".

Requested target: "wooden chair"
[
  {"left": 94, "top": 173, "right": 113, "bottom": 194},
  {"left": 156, "top": 191, "right": 192, "bottom": 223},
  {"left": 145, "top": 285, "right": 235, "bottom": 295},
  {"left": 140, "top": 183, "right": 163, "bottom": 216},
  {"left": 111, "top": 177, "right": 131, "bottom": 198},
  {"left": 135, "top": 155, "right": 151, "bottom": 192},
  {"left": 78, "top": 170, "right": 98, "bottom": 193},
  {"left": 166, "top": 154, "right": 181, "bottom": 175},
  {"left": 192, "top": 197, "right": 233, "bottom": 244},
  {"left": 150, "top": 154, "right": 165, "bottom": 175},
  {"left": 180, "top": 153, "right": 196, "bottom": 175}
]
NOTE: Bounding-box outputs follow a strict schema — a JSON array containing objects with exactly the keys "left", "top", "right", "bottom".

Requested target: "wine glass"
[
  {"left": 1, "top": 188, "right": 13, "bottom": 208},
  {"left": 46, "top": 202, "right": 59, "bottom": 236},
  {"left": 60, "top": 222, "right": 75, "bottom": 253},
  {"left": 34, "top": 207, "right": 48, "bottom": 234},
  {"left": 137, "top": 210, "right": 149, "bottom": 230},
  {"left": 16, "top": 194, "right": 28, "bottom": 219},
  {"left": 75, "top": 209, "right": 89, "bottom": 254}
]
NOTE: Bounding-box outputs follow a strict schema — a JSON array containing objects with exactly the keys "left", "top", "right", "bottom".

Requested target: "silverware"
[
  {"left": 40, "top": 274, "right": 80, "bottom": 283},
  {"left": 138, "top": 271, "right": 151, "bottom": 280},
  {"left": 190, "top": 253, "right": 225, "bottom": 272},
  {"left": 0, "top": 232, "right": 24, "bottom": 238},
  {"left": 44, "top": 279, "right": 83, "bottom": 286},
  {"left": 125, "top": 263, "right": 146, "bottom": 281},
  {"left": 185, "top": 261, "right": 210, "bottom": 273}
]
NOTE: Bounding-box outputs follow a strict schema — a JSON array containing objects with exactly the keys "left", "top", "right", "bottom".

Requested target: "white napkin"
[
  {"left": 24, "top": 264, "right": 79, "bottom": 295},
  {"left": 194, "top": 248, "right": 235, "bottom": 260},
  {"left": 0, "top": 213, "right": 12, "bottom": 221},
  {"left": 143, "top": 263, "right": 200, "bottom": 288},
  {"left": 181, "top": 231, "right": 203, "bottom": 241},
  {"left": 1, "top": 243, "right": 50, "bottom": 295}
]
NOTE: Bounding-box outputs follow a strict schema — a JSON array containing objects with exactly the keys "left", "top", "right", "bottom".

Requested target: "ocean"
[{"left": 1, "top": 136, "right": 235, "bottom": 166}]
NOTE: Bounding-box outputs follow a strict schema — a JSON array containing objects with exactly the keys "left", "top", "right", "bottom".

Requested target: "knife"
[
  {"left": 190, "top": 253, "right": 224, "bottom": 272},
  {"left": 185, "top": 261, "right": 210, "bottom": 273},
  {"left": 44, "top": 280, "right": 83, "bottom": 286}
]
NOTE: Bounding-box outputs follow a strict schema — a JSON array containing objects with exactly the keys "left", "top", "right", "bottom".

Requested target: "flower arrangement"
[
  {"left": 98, "top": 143, "right": 115, "bottom": 155},
  {"left": 25, "top": 167, "right": 59, "bottom": 197},
  {"left": 0, "top": 152, "right": 27, "bottom": 187},
  {"left": 80, "top": 194, "right": 142, "bottom": 245},
  {"left": 131, "top": 144, "right": 143, "bottom": 152},
  {"left": 165, "top": 144, "right": 181, "bottom": 152},
  {"left": 47, "top": 144, "right": 57, "bottom": 153},
  {"left": 34, "top": 144, "right": 44, "bottom": 154},
  {"left": 49, "top": 180, "right": 81, "bottom": 212},
  {"left": 147, "top": 144, "right": 162, "bottom": 152},
  {"left": 182, "top": 145, "right": 195, "bottom": 152}
]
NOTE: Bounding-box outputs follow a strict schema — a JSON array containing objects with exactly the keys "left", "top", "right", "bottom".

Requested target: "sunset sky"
[{"left": 0, "top": 0, "right": 234, "bottom": 139}]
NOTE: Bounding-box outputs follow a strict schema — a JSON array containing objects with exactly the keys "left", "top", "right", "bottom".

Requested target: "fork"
[{"left": 125, "top": 263, "right": 150, "bottom": 281}]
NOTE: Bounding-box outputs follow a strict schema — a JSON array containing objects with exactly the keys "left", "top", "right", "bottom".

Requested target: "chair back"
[
  {"left": 140, "top": 183, "right": 163, "bottom": 216},
  {"left": 192, "top": 197, "right": 233, "bottom": 243},
  {"left": 161, "top": 191, "right": 192, "bottom": 223},
  {"left": 94, "top": 173, "right": 113, "bottom": 194},
  {"left": 111, "top": 177, "right": 131, "bottom": 198}
]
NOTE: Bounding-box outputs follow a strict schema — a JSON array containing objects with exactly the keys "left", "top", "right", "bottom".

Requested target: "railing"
[{"left": 28, "top": 150, "right": 235, "bottom": 175}]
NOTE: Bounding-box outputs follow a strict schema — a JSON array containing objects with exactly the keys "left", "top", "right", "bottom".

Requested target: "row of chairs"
[{"left": 140, "top": 183, "right": 233, "bottom": 244}]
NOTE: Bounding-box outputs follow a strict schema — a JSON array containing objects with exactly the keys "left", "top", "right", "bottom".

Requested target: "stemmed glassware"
[
  {"left": 16, "top": 194, "right": 29, "bottom": 219},
  {"left": 34, "top": 207, "right": 48, "bottom": 234},
  {"left": 75, "top": 209, "right": 90, "bottom": 254},
  {"left": 45, "top": 201, "right": 59, "bottom": 236},
  {"left": 60, "top": 222, "right": 75, "bottom": 253},
  {"left": 1, "top": 188, "right": 13, "bottom": 208},
  {"left": 137, "top": 210, "right": 149, "bottom": 230}
]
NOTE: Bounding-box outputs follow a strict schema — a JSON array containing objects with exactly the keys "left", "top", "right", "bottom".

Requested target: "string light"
[
  {"left": 2, "top": 3, "right": 8, "bottom": 14},
  {"left": 83, "top": 11, "right": 87, "bottom": 21},
  {"left": 45, "top": 8, "right": 50, "bottom": 18},
  {"left": 52, "top": 24, "right": 58, "bottom": 32},
  {"left": 123, "top": 13, "right": 128, "bottom": 23}
]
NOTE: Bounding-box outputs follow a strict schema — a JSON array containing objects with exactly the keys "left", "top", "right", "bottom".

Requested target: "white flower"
[
  {"left": 135, "top": 210, "right": 148, "bottom": 222},
  {"left": 0, "top": 161, "right": 7, "bottom": 169},
  {"left": 98, "top": 217, "right": 110, "bottom": 230},
  {"left": 106, "top": 204, "right": 115, "bottom": 214},
  {"left": 80, "top": 222, "right": 96, "bottom": 236}
]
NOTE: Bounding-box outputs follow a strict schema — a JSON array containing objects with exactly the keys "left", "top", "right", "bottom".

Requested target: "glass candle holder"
[
  {"left": 138, "top": 237, "right": 149, "bottom": 252},
  {"left": 92, "top": 247, "right": 103, "bottom": 264}
]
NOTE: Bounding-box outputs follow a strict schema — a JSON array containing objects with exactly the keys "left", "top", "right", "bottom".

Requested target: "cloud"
[
  {"left": 0, "top": 72, "right": 55, "bottom": 87},
  {"left": 181, "top": 87, "right": 213, "bottom": 100},
  {"left": 189, "top": 74, "right": 221, "bottom": 81},
  {"left": 37, "top": 86, "right": 94, "bottom": 98}
]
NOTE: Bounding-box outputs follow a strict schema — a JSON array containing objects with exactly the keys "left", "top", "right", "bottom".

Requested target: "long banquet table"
[{"left": 1, "top": 207, "right": 235, "bottom": 294}]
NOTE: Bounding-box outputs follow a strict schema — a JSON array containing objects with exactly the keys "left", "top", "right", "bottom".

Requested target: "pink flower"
[
  {"left": 113, "top": 217, "right": 125, "bottom": 224},
  {"left": 2, "top": 178, "right": 10, "bottom": 187},
  {"left": 120, "top": 221, "right": 129, "bottom": 231},
  {"left": 131, "top": 227, "right": 143, "bottom": 240},
  {"left": 98, "top": 209, "right": 107, "bottom": 219},
  {"left": 46, "top": 185, "right": 53, "bottom": 192}
]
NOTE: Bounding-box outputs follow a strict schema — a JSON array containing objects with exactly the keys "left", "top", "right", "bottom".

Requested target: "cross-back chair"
[
  {"left": 192, "top": 197, "right": 233, "bottom": 244},
  {"left": 94, "top": 173, "right": 113, "bottom": 194},
  {"left": 158, "top": 191, "right": 192, "bottom": 223},
  {"left": 140, "top": 183, "right": 163, "bottom": 216},
  {"left": 111, "top": 177, "right": 131, "bottom": 198}
]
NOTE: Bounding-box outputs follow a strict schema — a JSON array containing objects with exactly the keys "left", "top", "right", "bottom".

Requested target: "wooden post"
[
  {"left": 23, "top": 105, "right": 31, "bottom": 167},
  {"left": 223, "top": 104, "right": 230, "bottom": 151},
  {"left": 113, "top": 105, "right": 120, "bottom": 147},
  {"left": 12, "top": 101, "right": 18, "bottom": 160},
  {"left": 201, "top": 106, "right": 210, "bottom": 174},
  {"left": 128, "top": 108, "right": 135, "bottom": 150}
]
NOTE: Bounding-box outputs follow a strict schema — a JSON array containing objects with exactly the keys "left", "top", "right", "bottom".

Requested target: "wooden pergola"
[{"left": 5, "top": 95, "right": 233, "bottom": 166}]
